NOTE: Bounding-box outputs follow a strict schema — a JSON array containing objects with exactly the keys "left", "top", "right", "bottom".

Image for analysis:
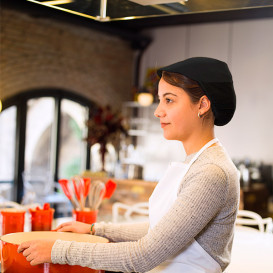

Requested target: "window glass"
[
  {"left": 25, "top": 98, "right": 55, "bottom": 173},
  {"left": 59, "top": 99, "right": 88, "bottom": 179},
  {"left": 23, "top": 98, "right": 55, "bottom": 202},
  {"left": 0, "top": 106, "right": 16, "bottom": 200}
]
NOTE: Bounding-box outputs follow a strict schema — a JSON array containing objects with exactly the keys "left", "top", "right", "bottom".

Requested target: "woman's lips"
[{"left": 161, "top": 123, "right": 170, "bottom": 128}]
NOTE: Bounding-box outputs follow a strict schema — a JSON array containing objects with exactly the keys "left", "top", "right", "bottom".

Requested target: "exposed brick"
[{"left": 0, "top": 8, "right": 134, "bottom": 108}]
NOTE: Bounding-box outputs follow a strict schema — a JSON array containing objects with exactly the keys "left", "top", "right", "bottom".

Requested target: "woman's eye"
[{"left": 165, "top": 98, "right": 173, "bottom": 103}]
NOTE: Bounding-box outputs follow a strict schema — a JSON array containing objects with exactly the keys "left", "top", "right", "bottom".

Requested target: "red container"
[
  {"left": 73, "top": 210, "right": 98, "bottom": 224},
  {"left": 1, "top": 209, "right": 25, "bottom": 235},
  {"left": 30, "top": 208, "right": 55, "bottom": 231},
  {"left": 0, "top": 231, "right": 108, "bottom": 273}
]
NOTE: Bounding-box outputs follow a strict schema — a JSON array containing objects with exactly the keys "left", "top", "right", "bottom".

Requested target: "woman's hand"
[
  {"left": 55, "top": 221, "right": 91, "bottom": 234},
  {"left": 17, "top": 240, "right": 55, "bottom": 266}
]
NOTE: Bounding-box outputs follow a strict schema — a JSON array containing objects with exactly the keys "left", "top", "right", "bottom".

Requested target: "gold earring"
[{"left": 198, "top": 112, "right": 202, "bottom": 118}]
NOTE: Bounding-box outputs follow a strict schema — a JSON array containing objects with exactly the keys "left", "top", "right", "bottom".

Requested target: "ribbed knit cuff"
[{"left": 93, "top": 222, "right": 106, "bottom": 237}]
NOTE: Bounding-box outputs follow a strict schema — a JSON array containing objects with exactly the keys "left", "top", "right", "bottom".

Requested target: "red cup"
[
  {"left": 30, "top": 208, "right": 55, "bottom": 231},
  {"left": 1, "top": 209, "right": 25, "bottom": 235},
  {"left": 72, "top": 210, "right": 98, "bottom": 224}
]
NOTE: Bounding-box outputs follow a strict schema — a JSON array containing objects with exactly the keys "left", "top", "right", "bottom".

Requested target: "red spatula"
[
  {"left": 58, "top": 179, "right": 77, "bottom": 209},
  {"left": 103, "top": 179, "right": 117, "bottom": 199},
  {"left": 72, "top": 177, "right": 84, "bottom": 210},
  {"left": 82, "top": 177, "right": 91, "bottom": 208},
  {"left": 43, "top": 203, "right": 50, "bottom": 210}
]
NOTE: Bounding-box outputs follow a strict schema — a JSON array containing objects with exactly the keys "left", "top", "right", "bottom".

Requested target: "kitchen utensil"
[
  {"left": 103, "top": 179, "right": 117, "bottom": 199},
  {"left": 1, "top": 231, "right": 108, "bottom": 273},
  {"left": 93, "top": 183, "right": 106, "bottom": 211},
  {"left": 82, "top": 177, "right": 91, "bottom": 208},
  {"left": 72, "top": 176, "right": 84, "bottom": 210},
  {"left": 88, "top": 180, "right": 105, "bottom": 211},
  {"left": 43, "top": 202, "right": 50, "bottom": 210},
  {"left": 58, "top": 179, "right": 77, "bottom": 209}
]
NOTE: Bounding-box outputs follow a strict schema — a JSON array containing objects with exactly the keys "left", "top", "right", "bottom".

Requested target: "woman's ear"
[{"left": 198, "top": 95, "right": 211, "bottom": 116}]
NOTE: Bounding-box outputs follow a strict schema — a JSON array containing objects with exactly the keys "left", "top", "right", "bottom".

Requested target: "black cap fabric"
[{"left": 157, "top": 57, "right": 236, "bottom": 126}]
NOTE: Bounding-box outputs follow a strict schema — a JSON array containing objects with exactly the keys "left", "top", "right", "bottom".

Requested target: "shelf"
[
  {"left": 128, "top": 129, "right": 147, "bottom": 136},
  {"left": 123, "top": 101, "right": 157, "bottom": 108},
  {"left": 129, "top": 117, "right": 150, "bottom": 125}
]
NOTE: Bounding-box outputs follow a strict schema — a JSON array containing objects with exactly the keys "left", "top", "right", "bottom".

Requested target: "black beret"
[{"left": 157, "top": 57, "right": 236, "bottom": 126}]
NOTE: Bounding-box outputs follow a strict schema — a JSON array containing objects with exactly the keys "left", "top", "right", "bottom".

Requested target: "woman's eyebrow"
[
  {"left": 163, "top": 92, "right": 177, "bottom": 97},
  {"left": 159, "top": 92, "right": 178, "bottom": 98}
]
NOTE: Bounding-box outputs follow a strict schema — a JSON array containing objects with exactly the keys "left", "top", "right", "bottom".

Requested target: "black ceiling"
[
  {"left": 23, "top": 0, "right": 273, "bottom": 24},
  {"left": 2, "top": 0, "right": 273, "bottom": 45}
]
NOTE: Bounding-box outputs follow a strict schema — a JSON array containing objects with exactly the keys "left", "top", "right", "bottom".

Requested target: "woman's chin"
[
  {"left": 163, "top": 132, "right": 175, "bottom": 140},
  {"left": 163, "top": 131, "right": 184, "bottom": 141}
]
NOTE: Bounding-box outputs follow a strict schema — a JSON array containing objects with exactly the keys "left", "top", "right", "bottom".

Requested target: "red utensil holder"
[
  {"left": 1, "top": 209, "right": 25, "bottom": 235},
  {"left": 73, "top": 210, "right": 98, "bottom": 224},
  {"left": 30, "top": 208, "right": 55, "bottom": 231}
]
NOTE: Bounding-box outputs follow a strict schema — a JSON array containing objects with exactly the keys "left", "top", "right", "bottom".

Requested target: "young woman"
[{"left": 18, "top": 57, "right": 240, "bottom": 273}]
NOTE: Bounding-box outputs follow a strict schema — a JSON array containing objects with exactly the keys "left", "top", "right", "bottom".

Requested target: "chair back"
[
  {"left": 112, "top": 202, "right": 149, "bottom": 223},
  {"left": 236, "top": 210, "right": 273, "bottom": 233}
]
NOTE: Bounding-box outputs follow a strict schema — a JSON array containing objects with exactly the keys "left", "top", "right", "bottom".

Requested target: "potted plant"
[{"left": 85, "top": 105, "right": 128, "bottom": 172}]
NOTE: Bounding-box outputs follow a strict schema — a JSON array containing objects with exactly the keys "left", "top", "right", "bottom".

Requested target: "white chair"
[
  {"left": 236, "top": 209, "right": 273, "bottom": 233},
  {"left": 112, "top": 202, "right": 149, "bottom": 223},
  {"left": 0, "top": 201, "right": 41, "bottom": 211},
  {"left": 0, "top": 201, "right": 23, "bottom": 209}
]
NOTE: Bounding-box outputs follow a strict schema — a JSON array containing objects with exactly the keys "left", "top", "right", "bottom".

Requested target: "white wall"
[{"left": 139, "top": 18, "right": 273, "bottom": 167}]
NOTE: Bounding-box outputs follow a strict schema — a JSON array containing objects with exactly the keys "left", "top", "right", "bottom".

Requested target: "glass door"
[{"left": 0, "top": 106, "right": 17, "bottom": 201}]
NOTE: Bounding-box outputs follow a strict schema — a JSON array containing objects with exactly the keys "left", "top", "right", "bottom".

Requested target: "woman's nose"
[{"left": 154, "top": 105, "right": 165, "bottom": 118}]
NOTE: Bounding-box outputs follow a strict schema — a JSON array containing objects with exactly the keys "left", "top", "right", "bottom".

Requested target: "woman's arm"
[
  {"left": 94, "top": 221, "right": 150, "bottom": 242},
  {"left": 55, "top": 220, "right": 150, "bottom": 243},
  {"left": 51, "top": 164, "right": 228, "bottom": 272}
]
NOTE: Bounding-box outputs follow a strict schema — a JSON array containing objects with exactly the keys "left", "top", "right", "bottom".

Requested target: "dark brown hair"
[
  {"left": 162, "top": 71, "right": 204, "bottom": 104},
  {"left": 162, "top": 71, "right": 214, "bottom": 121}
]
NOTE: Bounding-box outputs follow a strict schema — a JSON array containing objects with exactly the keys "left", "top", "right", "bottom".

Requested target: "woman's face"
[{"left": 154, "top": 78, "right": 199, "bottom": 142}]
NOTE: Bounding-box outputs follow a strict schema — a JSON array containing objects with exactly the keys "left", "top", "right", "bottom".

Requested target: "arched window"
[{"left": 0, "top": 89, "right": 96, "bottom": 202}]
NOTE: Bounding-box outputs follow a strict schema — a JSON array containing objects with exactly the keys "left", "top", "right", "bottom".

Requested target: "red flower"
[{"left": 85, "top": 105, "right": 128, "bottom": 147}]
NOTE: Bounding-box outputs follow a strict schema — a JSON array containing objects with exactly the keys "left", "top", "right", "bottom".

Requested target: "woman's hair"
[
  {"left": 162, "top": 71, "right": 214, "bottom": 121},
  {"left": 162, "top": 71, "right": 204, "bottom": 103}
]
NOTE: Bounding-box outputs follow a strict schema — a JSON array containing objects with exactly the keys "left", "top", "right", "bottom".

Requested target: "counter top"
[{"left": 227, "top": 226, "right": 273, "bottom": 273}]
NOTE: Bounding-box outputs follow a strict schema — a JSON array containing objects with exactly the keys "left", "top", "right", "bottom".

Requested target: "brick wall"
[{"left": 0, "top": 8, "right": 134, "bottom": 107}]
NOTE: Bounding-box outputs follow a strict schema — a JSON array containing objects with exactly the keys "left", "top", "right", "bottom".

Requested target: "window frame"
[{"left": 2, "top": 88, "right": 96, "bottom": 202}]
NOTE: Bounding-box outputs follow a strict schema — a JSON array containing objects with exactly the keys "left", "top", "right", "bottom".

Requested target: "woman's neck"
[{"left": 182, "top": 130, "right": 216, "bottom": 156}]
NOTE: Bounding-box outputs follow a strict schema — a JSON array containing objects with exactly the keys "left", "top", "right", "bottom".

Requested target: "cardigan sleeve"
[{"left": 94, "top": 221, "right": 149, "bottom": 242}]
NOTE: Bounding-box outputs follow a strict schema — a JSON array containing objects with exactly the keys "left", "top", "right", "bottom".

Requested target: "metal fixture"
[{"left": 26, "top": 0, "right": 273, "bottom": 23}]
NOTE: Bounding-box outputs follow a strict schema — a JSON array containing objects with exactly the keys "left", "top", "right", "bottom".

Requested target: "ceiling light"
[
  {"left": 41, "top": 0, "right": 73, "bottom": 5},
  {"left": 129, "top": 0, "right": 178, "bottom": 6},
  {"left": 121, "top": 16, "right": 137, "bottom": 20},
  {"left": 180, "top": 0, "right": 188, "bottom": 5}
]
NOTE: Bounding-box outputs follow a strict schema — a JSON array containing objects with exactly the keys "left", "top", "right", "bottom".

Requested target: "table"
[{"left": 226, "top": 226, "right": 273, "bottom": 273}]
